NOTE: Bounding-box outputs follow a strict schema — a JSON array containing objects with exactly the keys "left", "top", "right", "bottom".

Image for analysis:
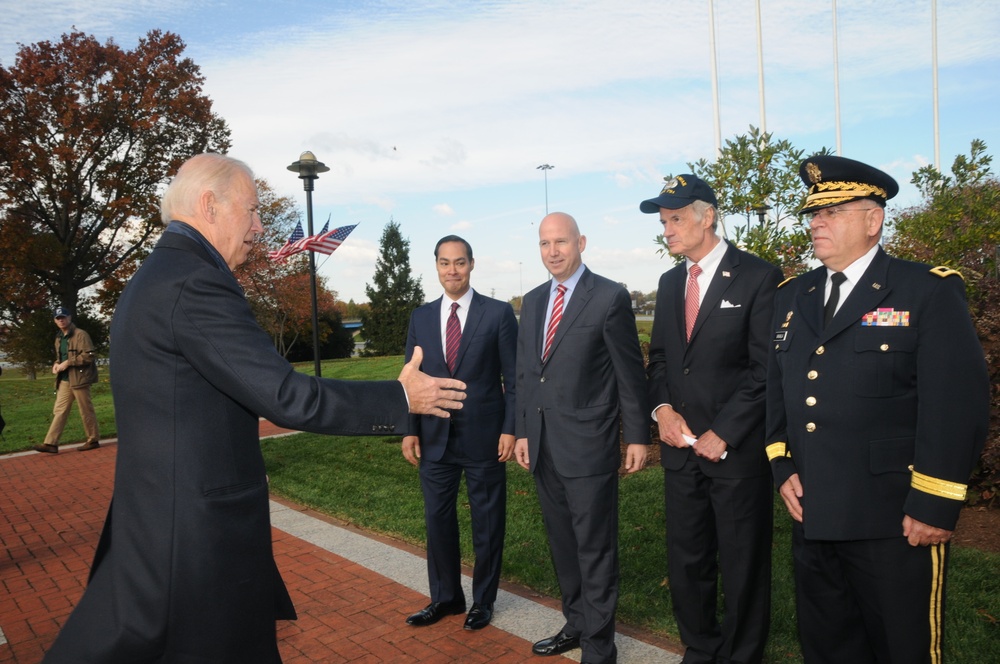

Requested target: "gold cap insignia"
[{"left": 805, "top": 162, "right": 822, "bottom": 184}]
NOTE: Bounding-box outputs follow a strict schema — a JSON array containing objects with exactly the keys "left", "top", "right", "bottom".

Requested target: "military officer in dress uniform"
[{"left": 766, "top": 155, "right": 990, "bottom": 664}]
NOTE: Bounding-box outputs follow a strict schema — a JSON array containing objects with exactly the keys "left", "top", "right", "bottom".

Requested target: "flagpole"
[{"left": 287, "top": 151, "right": 330, "bottom": 378}]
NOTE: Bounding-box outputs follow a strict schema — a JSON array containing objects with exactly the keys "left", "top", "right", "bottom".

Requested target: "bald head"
[
  {"left": 538, "top": 212, "right": 586, "bottom": 282},
  {"left": 160, "top": 153, "right": 263, "bottom": 270}
]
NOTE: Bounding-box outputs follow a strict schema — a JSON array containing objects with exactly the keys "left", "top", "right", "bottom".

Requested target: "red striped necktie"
[
  {"left": 445, "top": 301, "right": 461, "bottom": 374},
  {"left": 542, "top": 284, "right": 567, "bottom": 361},
  {"left": 685, "top": 264, "right": 702, "bottom": 342}
]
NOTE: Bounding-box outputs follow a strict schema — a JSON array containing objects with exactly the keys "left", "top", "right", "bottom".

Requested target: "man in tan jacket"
[{"left": 35, "top": 306, "right": 100, "bottom": 453}]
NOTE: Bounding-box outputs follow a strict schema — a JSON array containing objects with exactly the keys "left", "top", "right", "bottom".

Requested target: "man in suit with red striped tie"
[
  {"left": 514, "top": 212, "right": 650, "bottom": 664},
  {"left": 401, "top": 235, "right": 518, "bottom": 631}
]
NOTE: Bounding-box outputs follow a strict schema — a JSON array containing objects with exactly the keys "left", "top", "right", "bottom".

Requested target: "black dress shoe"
[
  {"left": 463, "top": 602, "right": 493, "bottom": 630},
  {"left": 33, "top": 444, "right": 58, "bottom": 454},
  {"left": 532, "top": 630, "right": 581, "bottom": 656},
  {"left": 405, "top": 599, "right": 466, "bottom": 626}
]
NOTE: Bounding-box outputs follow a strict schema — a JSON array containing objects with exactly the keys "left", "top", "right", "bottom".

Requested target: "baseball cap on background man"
[
  {"left": 639, "top": 174, "right": 719, "bottom": 213},
  {"left": 798, "top": 155, "right": 899, "bottom": 215},
  {"left": 53, "top": 306, "right": 71, "bottom": 318}
]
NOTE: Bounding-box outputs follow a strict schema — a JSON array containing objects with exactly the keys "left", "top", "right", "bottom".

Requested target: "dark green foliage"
[
  {"left": 886, "top": 140, "right": 1000, "bottom": 505},
  {"left": 360, "top": 220, "right": 424, "bottom": 356}
]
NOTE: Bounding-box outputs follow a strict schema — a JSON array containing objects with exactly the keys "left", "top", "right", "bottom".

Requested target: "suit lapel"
[
  {"left": 533, "top": 285, "right": 549, "bottom": 359},
  {"left": 423, "top": 297, "right": 448, "bottom": 369},
  {"left": 822, "top": 248, "right": 892, "bottom": 341},
  {"left": 794, "top": 269, "right": 827, "bottom": 337},
  {"left": 668, "top": 266, "right": 687, "bottom": 345}
]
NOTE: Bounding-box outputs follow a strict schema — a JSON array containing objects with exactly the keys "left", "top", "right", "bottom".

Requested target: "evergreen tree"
[{"left": 360, "top": 220, "right": 423, "bottom": 356}]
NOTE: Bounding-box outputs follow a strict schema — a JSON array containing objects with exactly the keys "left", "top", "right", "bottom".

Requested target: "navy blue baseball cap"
[
  {"left": 53, "top": 306, "right": 70, "bottom": 318},
  {"left": 640, "top": 174, "right": 719, "bottom": 213},
  {"left": 798, "top": 155, "right": 899, "bottom": 214}
]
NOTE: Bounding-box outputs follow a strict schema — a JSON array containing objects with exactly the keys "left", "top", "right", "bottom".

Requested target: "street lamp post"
[
  {"left": 752, "top": 204, "right": 772, "bottom": 226},
  {"left": 536, "top": 164, "right": 554, "bottom": 214},
  {"left": 287, "top": 151, "right": 330, "bottom": 378}
]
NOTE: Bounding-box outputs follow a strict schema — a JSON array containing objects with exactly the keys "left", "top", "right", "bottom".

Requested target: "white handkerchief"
[
  {"left": 720, "top": 300, "right": 741, "bottom": 309},
  {"left": 683, "top": 433, "right": 727, "bottom": 460}
]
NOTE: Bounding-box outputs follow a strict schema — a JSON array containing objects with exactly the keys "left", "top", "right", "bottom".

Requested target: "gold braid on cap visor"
[{"left": 803, "top": 180, "right": 888, "bottom": 209}]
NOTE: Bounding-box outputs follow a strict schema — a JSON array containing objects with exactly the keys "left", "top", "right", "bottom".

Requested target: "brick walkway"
[{"left": 0, "top": 425, "right": 681, "bottom": 663}]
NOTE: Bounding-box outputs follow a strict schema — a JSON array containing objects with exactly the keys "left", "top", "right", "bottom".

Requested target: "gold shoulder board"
[
  {"left": 929, "top": 266, "right": 964, "bottom": 280},
  {"left": 777, "top": 276, "right": 797, "bottom": 289}
]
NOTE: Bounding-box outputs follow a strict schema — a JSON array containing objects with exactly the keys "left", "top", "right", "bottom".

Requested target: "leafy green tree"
[
  {"left": 885, "top": 140, "right": 1000, "bottom": 503},
  {"left": 0, "top": 29, "right": 230, "bottom": 364},
  {"left": 656, "top": 126, "right": 828, "bottom": 277},
  {"left": 361, "top": 220, "right": 424, "bottom": 356}
]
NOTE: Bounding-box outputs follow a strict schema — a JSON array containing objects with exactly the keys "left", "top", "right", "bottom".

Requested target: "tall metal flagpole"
[
  {"left": 287, "top": 151, "right": 330, "bottom": 378},
  {"left": 932, "top": 0, "right": 941, "bottom": 170},
  {"left": 833, "top": 0, "right": 842, "bottom": 155},
  {"left": 756, "top": 0, "right": 767, "bottom": 133},
  {"left": 708, "top": 0, "right": 722, "bottom": 157}
]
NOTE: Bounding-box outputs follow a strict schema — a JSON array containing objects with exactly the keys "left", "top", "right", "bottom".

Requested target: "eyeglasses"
[{"left": 807, "top": 206, "right": 877, "bottom": 222}]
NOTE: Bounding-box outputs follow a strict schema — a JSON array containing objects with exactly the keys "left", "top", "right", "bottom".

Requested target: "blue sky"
[{"left": 3, "top": 0, "right": 999, "bottom": 303}]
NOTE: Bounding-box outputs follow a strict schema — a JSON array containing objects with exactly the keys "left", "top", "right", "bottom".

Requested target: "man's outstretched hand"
[{"left": 398, "top": 346, "right": 467, "bottom": 417}]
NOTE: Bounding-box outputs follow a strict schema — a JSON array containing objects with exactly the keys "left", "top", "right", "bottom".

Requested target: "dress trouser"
[
  {"left": 792, "top": 522, "right": 947, "bottom": 664},
  {"left": 419, "top": 439, "right": 507, "bottom": 606},
  {"left": 534, "top": 437, "right": 619, "bottom": 664},
  {"left": 664, "top": 459, "right": 772, "bottom": 664},
  {"left": 43, "top": 380, "right": 99, "bottom": 447}
]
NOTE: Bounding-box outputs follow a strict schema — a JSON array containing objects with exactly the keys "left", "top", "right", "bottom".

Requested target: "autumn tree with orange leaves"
[
  {"left": 235, "top": 180, "right": 353, "bottom": 360},
  {"left": 0, "top": 30, "right": 230, "bottom": 370}
]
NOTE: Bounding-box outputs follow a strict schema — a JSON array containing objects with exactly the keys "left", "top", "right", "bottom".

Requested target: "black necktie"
[{"left": 824, "top": 272, "right": 847, "bottom": 327}]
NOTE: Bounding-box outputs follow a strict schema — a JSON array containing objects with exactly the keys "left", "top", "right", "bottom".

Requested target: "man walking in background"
[
  {"left": 34, "top": 306, "right": 100, "bottom": 454},
  {"left": 401, "top": 235, "right": 518, "bottom": 631}
]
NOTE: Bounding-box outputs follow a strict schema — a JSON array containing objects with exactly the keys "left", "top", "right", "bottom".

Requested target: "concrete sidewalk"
[{"left": 0, "top": 427, "right": 682, "bottom": 663}]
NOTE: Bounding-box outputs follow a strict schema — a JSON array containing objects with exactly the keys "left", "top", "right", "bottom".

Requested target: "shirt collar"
[
  {"left": 831, "top": 243, "right": 880, "bottom": 285},
  {"left": 552, "top": 263, "right": 586, "bottom": 296},
  {"left": 686, "top": 236, "right": 727, "bottom": 275},
  {"left": 442, "top": 288, "right": 474, "bottom": 312}
]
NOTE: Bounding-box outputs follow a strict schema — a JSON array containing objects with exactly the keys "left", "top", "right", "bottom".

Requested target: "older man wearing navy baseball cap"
[{"left": 643, "top": 173, "right": 781, "bottom": 664}]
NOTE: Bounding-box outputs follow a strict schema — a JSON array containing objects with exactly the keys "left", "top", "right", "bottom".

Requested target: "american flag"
[
  {"left": 268, "top": 221, "right": 304, "bottom": 261},
  {"left": 303, "top": 224, "right": 357, "bottom": 255}
]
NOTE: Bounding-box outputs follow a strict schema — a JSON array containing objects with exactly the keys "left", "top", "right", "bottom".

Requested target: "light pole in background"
[
  {"left": 287, "top": 151, "right": 330, "bottom": 378},
  {"left": 752, "top": 204, "right": 771, "bottom": 226},
  {"left": 536, "top": 164, "right": 554, "bottom": 214}
]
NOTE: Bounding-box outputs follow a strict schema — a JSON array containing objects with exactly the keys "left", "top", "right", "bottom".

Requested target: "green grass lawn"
[{"left": 3, "top": 354, "right": 998, "bottom": 662}]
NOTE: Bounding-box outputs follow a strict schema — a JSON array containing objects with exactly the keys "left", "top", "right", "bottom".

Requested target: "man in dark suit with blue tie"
[
  {"left": 401, "top": 235, "right": 518, "bottom": 631},
  {"left": 643, "top": 175, "right": 781, "bottom": 664},
  {"left": 514, "top": 212, "right": 649, "bottom": 664}
]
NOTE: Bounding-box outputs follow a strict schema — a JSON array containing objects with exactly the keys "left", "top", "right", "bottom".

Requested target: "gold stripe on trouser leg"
[{"left": 929, "top": 543, "right": 946, "bottom": 664}]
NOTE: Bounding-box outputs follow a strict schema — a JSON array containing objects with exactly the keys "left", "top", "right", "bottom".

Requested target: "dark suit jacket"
[
  {"left": 516, "top": 268, "right": 649, "bottom": 477},
  {"left": 404, "top": 291, "right": 517, "bottom": 460},
  {"left": 45, "top": 230, "right": 409, "bottom": 664},
  {"left": 767, "top": 247, "right": 989, "bottom": 540},
  {"left": 647, "top": 242, "right": 781, "bottom": 478}
]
